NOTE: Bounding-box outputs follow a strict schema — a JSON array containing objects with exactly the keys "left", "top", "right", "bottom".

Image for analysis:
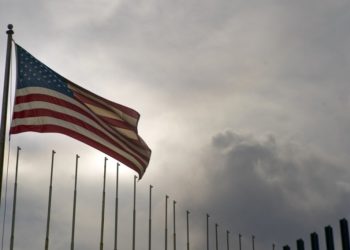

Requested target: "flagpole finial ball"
[{"left": 6, "top": 24, "right": 14, "bottom": 35}]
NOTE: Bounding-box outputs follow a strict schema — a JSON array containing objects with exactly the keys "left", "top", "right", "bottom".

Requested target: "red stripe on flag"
[
  {"left": 15, "top": 94, "right": 96, "bottom": 121},
  {"left": 73, "top": 91, "right": 139, "bottom": 130},
  {"left": 98, "top": 116, "right": 136, "bottom": 131},
  {"left": 10, "top": 124, "right": 144, "bottom": 177},
  {"left": 12, "top": 108, "right": 149, "bottom": 164},
  {"left": 15, "top": 93, "right": 150, "bottom": 156},
  {"left": 69, "top": 83, "right": 140, "bottom": 119}
]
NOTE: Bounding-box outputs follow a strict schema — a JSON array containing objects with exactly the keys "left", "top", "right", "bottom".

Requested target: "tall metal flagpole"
[
  {"left": 186, "top": 210, "right": 190, "bottom": 250},
  {"left": 100, "top": 157, "right": 107, "bottom": 250},
  {"left": 45, "top": 150, "right": 56, "bottom": 250},
  {"left": 114, "top": 163, "right": 119, "bottom": 250},
  {"left": 215, "top": 224, "right": 218, "bottom": 250},
  {"left": 206, "top": 214, "right": 209, "bottom": 250},
  {"left": 165, "top": 195, "right": 169, "bottom": 250},
  {"left": 9, "top": 146, "right": 20, "bottom": 250},
  {"left": 0, "top": 24, "right": 14, "bottom": 205},
  {"left": 71, "top": 154, "right": 79, "bottom": 250},
  {"left": 173, "top": 200, "right": 176, "bottom": 250},
  {"left": 132, "top": 175, "right": 137, "bottom": 250},
  {"left": 149, "top": 185, "right": 153, "bottom": 250}
]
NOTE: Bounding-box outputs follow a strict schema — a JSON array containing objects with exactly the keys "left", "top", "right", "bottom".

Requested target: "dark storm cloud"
[
  {"left": 182, "top": 130, "right": 350, "bottom": 248},
  {"left": 1, "top": 0, "right": 350, "bottom": 249}
]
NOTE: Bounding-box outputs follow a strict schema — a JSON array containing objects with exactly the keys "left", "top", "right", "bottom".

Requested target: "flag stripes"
[{"left": 10, "top": 44, "right": 151, "bottom": 178}]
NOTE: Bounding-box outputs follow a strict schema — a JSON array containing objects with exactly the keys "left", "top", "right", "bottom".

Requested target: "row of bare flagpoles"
[
  {"left": 0, "top": 25, "right": 260, "bottom": 250},
  {"left": 2, "top": 24, "right": 350, "bottom": 250},
  {"left": 4, "top": 146, "right": 260, "bottom": 250}
]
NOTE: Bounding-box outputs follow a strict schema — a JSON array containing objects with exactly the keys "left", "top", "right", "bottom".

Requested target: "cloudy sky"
[{"left": 1, "top": 0, "right": 350, "bottom": 249}]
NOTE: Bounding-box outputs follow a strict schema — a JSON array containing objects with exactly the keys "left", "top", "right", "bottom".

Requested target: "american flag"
[{"left": 10, "top": 44, "right": 151, "bottom": 178}]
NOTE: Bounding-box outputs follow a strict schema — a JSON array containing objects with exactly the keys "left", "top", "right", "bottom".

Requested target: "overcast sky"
[{"left": 1, "top": 0, "right": 350, "bottom": 249}]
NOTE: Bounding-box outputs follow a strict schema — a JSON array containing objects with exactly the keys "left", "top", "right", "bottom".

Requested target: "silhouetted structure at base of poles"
[
  {"left": 340, "top": 218, "right": 350, "bottom": 250},
  {"left": 310, "top": 232, "right": 319, "bottom": 250},
  {"left": 226, "top": 231, "right": 230, "bottom": 250},
  {"left": 252, "top": 235, "right": 255, "bottom": 250},
  {"left": 324, "top": 226, "right": 334, "bottom": 250},
  {"left": 296, "top": 239, "right": 304, "bottom": 250},
  {"left": 239, "top": 234, "right": 242, "bottom": 250},
  {"left": 283, "top": 218, "right": 350, "bottom": 250}
]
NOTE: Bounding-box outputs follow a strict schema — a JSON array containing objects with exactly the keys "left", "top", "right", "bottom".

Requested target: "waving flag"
[{"left": 10, "top": 44, "right": 151, "bottom": 178}]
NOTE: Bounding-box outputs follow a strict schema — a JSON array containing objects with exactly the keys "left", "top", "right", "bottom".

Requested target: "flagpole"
[
  {"left": 186, "top": 210, "right": 190, "bottom": 250},
  {"left": 173, "top": 200, "right": 176, "bottom": 250},
  {"left": 0, "top": 24, "right": 14, "bottom": 205},
  {"left": 165, "top": 195, "right": 169, "bottom": 250},
  {"left": 9, "top": 146, "right": 20, "bottom": 250},
  {"left": 114, "top": 163, "right": 119, "bottom": 250},
  {"left": 149, "top": 185, "right": 153, "bottom": 250},
  {"left": 132, "top": 175, "right": 137, "bottom": 250},
  {"left": 100, "top": 157, "right": 107, "bottom": 250},
  {"left": 206, "top": 214, "right": 209, "bottom": 250},
  {"left": 215, "top": 224, "right": 218, "bottom": 250},
  {"left": 71, "top": 154, "right": 79, "bottom": 250},
  {"left": 45, "top": 150, "right": 56, "bottom": 250}
]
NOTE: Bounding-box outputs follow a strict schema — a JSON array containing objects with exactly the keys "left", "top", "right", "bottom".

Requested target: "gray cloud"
[
  {"left": 181, "top": 130, "right": 350, "bottom": 248},
  {"left": 1, "top": 0, "right": 350, "bottom": 249}
]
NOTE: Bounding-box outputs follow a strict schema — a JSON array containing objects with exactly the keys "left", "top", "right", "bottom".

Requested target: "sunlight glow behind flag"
[{"left": 10, "top": 43, "right": 151, "bottom": 178}]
